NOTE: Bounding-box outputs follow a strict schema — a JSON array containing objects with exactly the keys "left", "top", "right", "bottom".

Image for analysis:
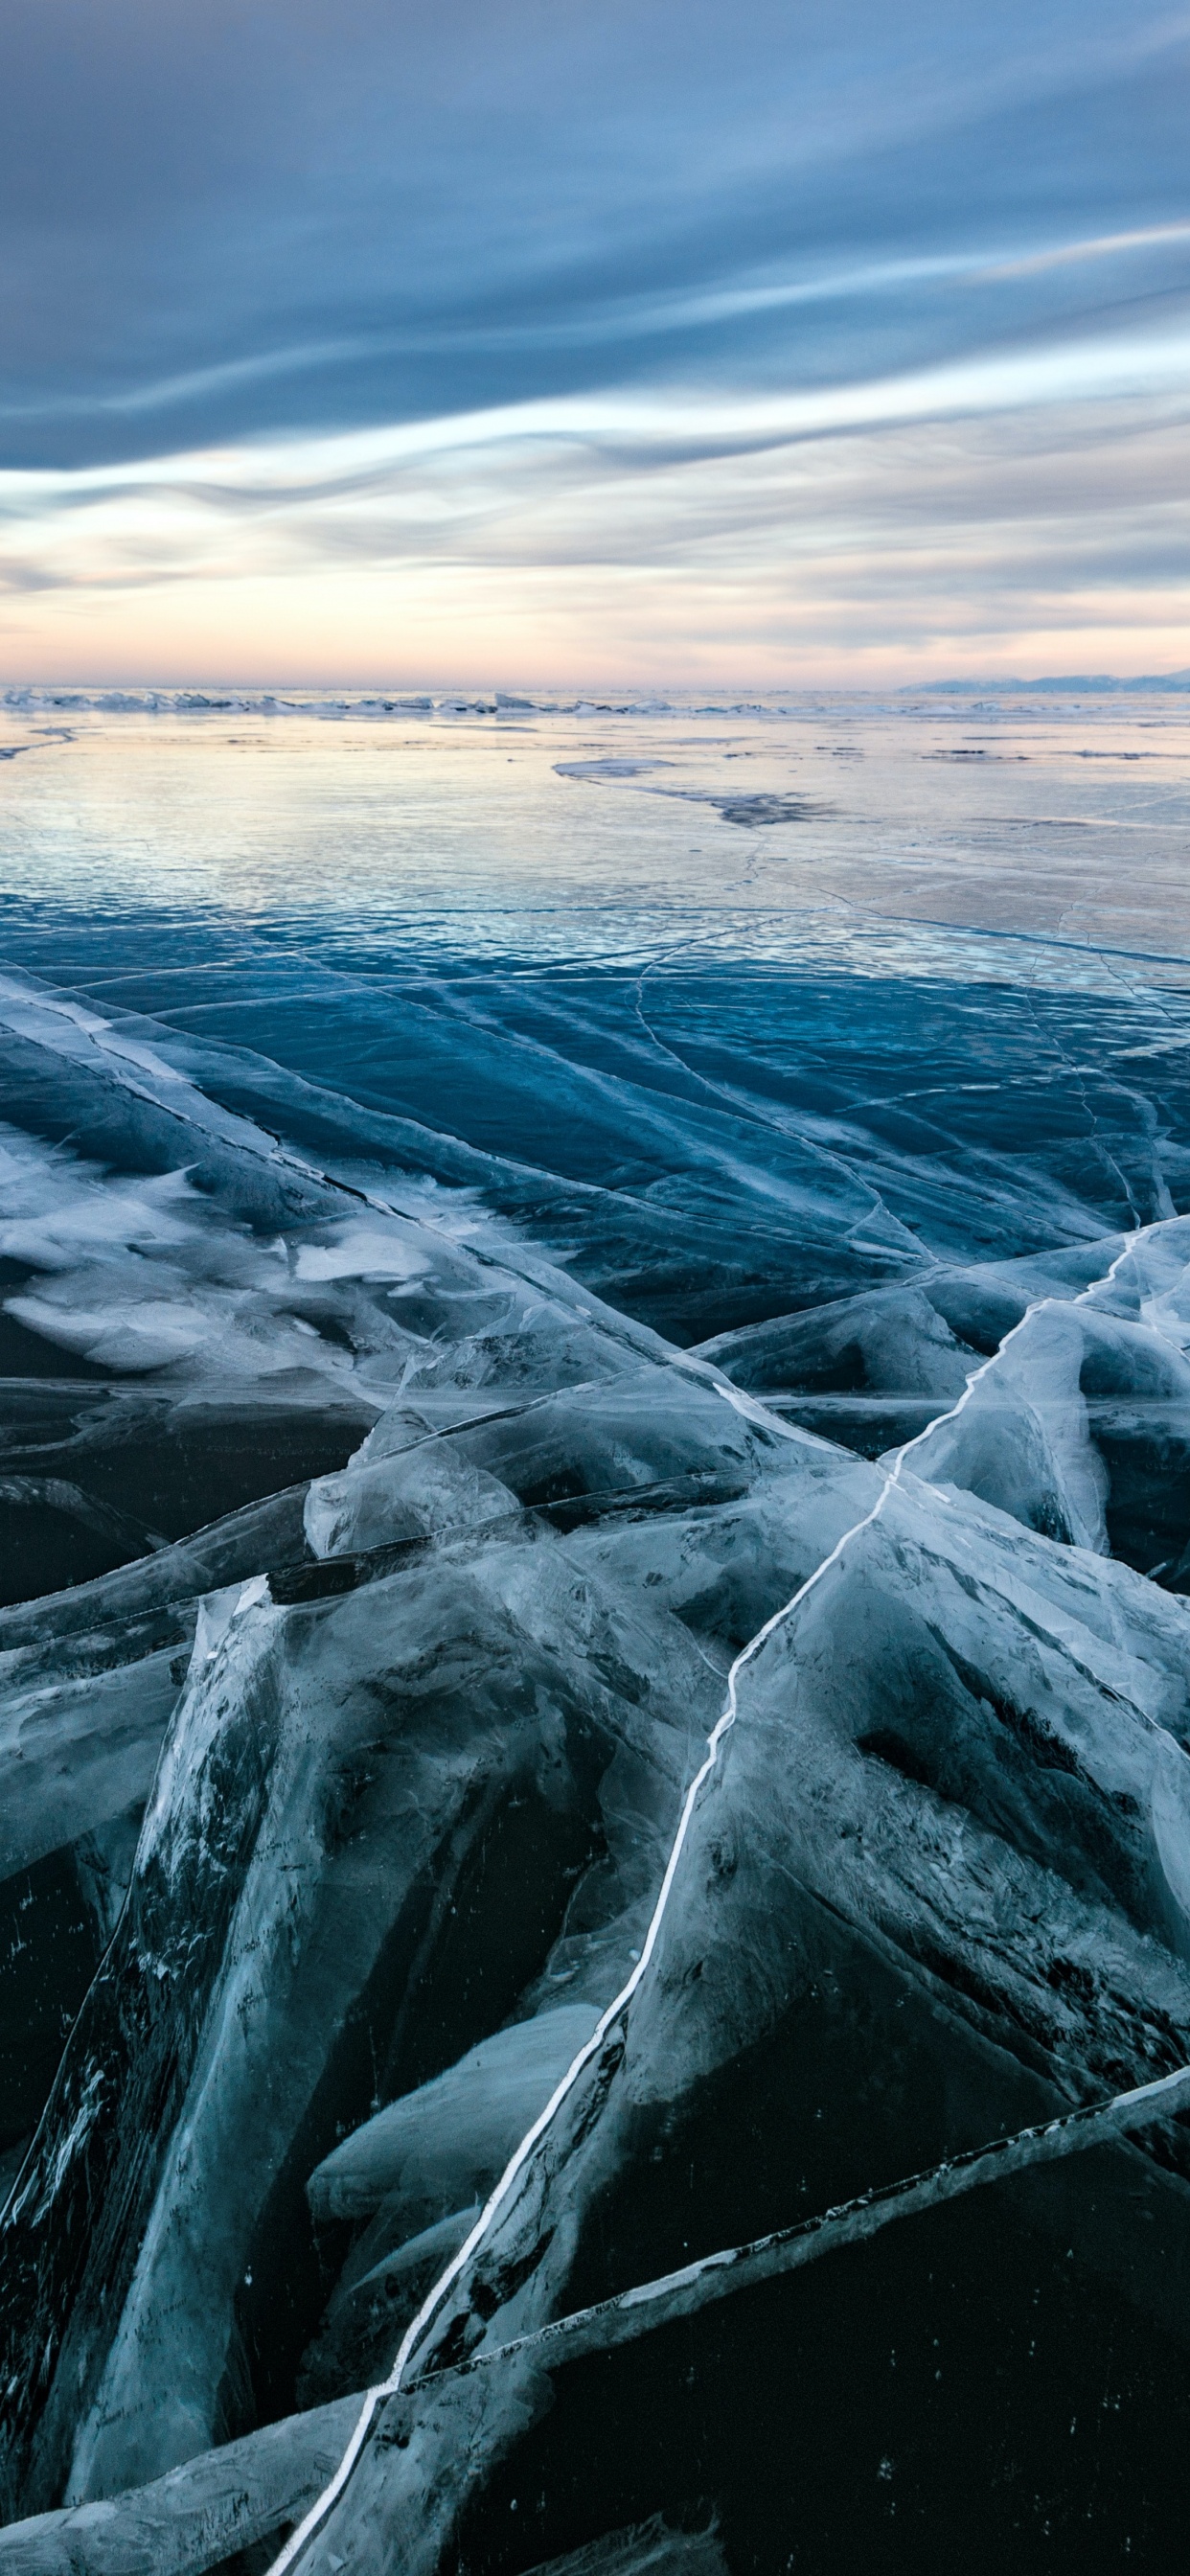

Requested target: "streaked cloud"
[
  {"left": 0, "top": 0, "right": 1187, "bottom": 678},
  {"left": 985, "top": 221, "right": 1190, "bottom": 281}
]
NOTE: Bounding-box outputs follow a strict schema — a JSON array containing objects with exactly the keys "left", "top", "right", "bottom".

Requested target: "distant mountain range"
[{"left": 907, "top": 670, "right": 1190, "bottom": 693}]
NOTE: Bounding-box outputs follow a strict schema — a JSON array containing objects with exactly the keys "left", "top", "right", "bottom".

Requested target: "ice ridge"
[
  {"left": 263, "top": 1222, "right": 1164, "bottom": 2573},
  {"left": 7, "top": 977, "right": 1190, "bottom": 2570}
]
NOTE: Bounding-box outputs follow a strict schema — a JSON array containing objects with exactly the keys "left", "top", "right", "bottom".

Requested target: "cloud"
[
  {"left": 1, "top": 0, "right": 1188, "bottom": 675},
  {"left": 3, "top": 332, "right": 1188, "bottom": 682},
  {"left": 2, "top": 0, "right": 1189, "bottom": 463}
]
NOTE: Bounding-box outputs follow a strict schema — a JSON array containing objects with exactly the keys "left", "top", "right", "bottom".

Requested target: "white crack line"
[
  {"left": 444, "top": 2057, "right": 1190, "bottom": 2380},
  {"left": 267, "top": 1220, "right": 1149, "bottom": 2572}
]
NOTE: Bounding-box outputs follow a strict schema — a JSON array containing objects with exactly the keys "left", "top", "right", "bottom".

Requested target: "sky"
[{"left": 1, "top": 0, "right": 1188, "bottom": 688}]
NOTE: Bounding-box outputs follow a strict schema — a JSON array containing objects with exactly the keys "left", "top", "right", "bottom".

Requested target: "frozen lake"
[
  {"left": 3, "top": 688, "right": 1190, "bottom": 2572},
  {"left": 4, "top": 685, "right": 1190, "bottom": 1340}
]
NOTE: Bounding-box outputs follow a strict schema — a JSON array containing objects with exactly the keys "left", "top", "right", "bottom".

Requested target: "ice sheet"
[{"left": 4, "top": 693, "right": 1190, "bottom": 2572}]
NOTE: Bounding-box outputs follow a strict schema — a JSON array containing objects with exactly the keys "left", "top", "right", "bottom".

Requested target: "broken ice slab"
[
  {"left": 700, "top": 1224, "right": 1190, "bottom": 1584},
  {"left": 698, "top": 1280, "right": 982, "bottom": 1403},
  {"left": 306, "top": 2006, "right": 602, "bottom": 2225},
  {"left": 0, "top": 1497, "right": 717, "bottom": 2511},
  {"left": 0, "top": 2393, "right": 360, "bottom": 2574},
  {"left": 0, "top": 1483, "right": 313, "bottom": 1653},
  {"left": 519, "top": 2517, "right": 727, "bottom": 2576},
  {"left": 0, "top": 2392, "right": 724, "bottom": 2576},
  {"left": 297, "top": 2207, "right": 478, "bottom": 2410},
  {"left": 8, "top": 2061, "right": 1190, "bottom": 2569},
  {"left": 391, "top": 1431, "right": 1190, "bottom": 2350},
  {"left": 0, "top": 1481, "right": 338, "bottom": 2179}
]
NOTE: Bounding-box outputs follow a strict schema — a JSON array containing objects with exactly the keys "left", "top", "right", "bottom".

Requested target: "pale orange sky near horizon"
[{"left": 2, "top": 348, "right": 1188, "bottom": 692}]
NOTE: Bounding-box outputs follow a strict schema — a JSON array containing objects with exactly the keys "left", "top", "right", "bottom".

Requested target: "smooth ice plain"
[{"left": 2, "top": 686, "right": 1190, "bottom": 2571}]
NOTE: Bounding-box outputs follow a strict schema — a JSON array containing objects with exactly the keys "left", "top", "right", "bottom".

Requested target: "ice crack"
[{"left": 265, "top": 1220, "right": 1155, "bottom": 2573}]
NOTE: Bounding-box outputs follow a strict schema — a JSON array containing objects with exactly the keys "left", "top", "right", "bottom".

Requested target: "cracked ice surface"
[{"left": 5, "top": 700, "right": 1190, "bottom": 2571}]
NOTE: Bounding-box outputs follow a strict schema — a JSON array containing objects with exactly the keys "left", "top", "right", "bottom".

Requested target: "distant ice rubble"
[
  {"left": 4, "top": 984, "right": 1190, "bottom": 2567},
  {"left": 0, "top": 688, "right": 790, "bottom": 724}
]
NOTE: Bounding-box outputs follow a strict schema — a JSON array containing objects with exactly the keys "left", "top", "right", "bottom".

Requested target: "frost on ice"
[{"left": 3, "top": 969, "right": 1190, "bottom": 2569}]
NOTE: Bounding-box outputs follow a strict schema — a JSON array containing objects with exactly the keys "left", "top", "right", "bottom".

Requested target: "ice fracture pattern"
[{"left": 3, "top": 691, "right": 1190, "bottom": 2570}]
